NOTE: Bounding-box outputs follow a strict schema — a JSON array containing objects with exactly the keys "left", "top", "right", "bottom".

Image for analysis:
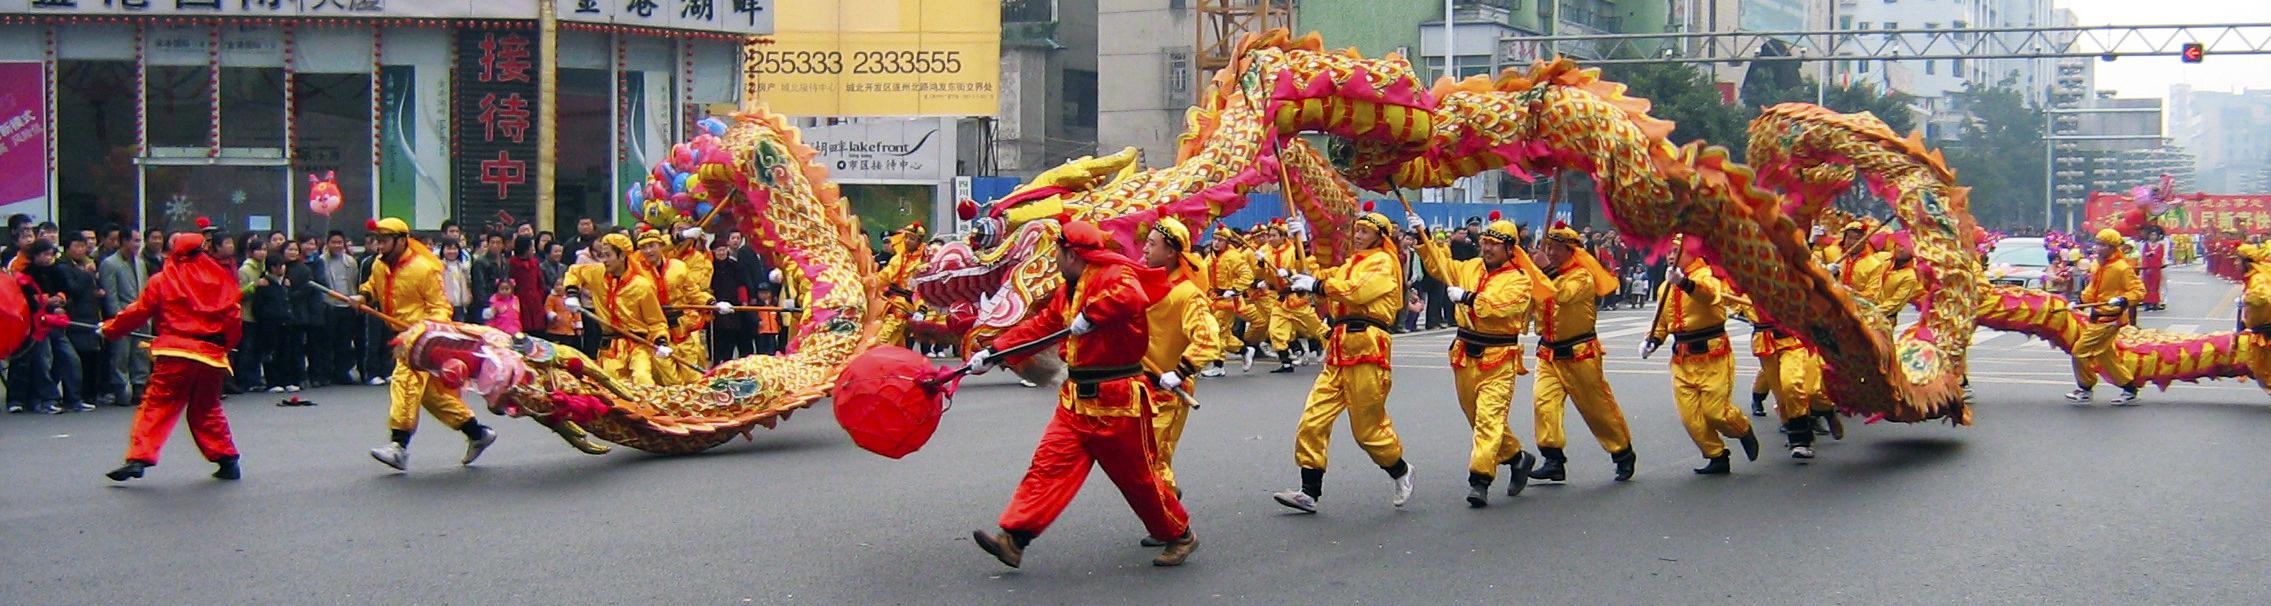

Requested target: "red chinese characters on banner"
[
  {"left": 2085, "top": 192, "right": 2271, "bottom": 235},
  {"left": 479, "top": 93, "right": 530, "bottom": 144},
  {"left": 455, "top": 26, "right": 542, "bottom": 219},
  {"left": 479, "top": 33, "right": 532, "bottom": 84},
  {"left": 480, "top": 151, "right": 526, "bottom": 198}
]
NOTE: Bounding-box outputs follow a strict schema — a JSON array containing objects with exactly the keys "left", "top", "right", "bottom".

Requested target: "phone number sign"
[{"left": 740, "top": 0, "right": 998, "bottom": 117}]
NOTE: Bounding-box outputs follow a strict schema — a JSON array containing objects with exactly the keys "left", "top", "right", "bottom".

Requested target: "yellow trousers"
[
  {"left": 2247, "top": 335, "right": 2271, "bottom": 396},
  {"left": 1151, "top": 391, "right": 1192, "bottom": 493},
  {"left": 1762, "top": 350, "right": 1828, "bottom": 422},
  {"left": 1213, "top": 306, "right": 1245, "bottom": 354},
  {"left": 600, "top": 339, "right": 663, "bottom": 387},
  {"left": 1452, "top": 349, "right": 1524, "bottom": 477},
  {"left": 1269, "top": 301, "right": 1325, "bottom": 351},
  {"left": 1294, "top": 362, "right": 1403, "bottom": 470},
  {"left": 1672, "top": 349, "right": 1750, "bottom": 459},
  {"left": 663, "top": 332, "right": 708, "bottom": 385},
  {"left": 386, "top": 364, "right": 476, "bottom": 433},
  {"left": 1751, "top": 354, "right": 1777, "bottom": 397},
  {"left": 2071, "top": 320, "right": 2135, "bottom": 389},
  {"left": 876, "top": 312, "right": 909, "bottom": 348},
  {"left": 1533, "top": 356, "right": 1633, "bottom": 454}
]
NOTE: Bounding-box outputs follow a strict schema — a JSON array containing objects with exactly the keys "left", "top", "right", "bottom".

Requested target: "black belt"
[
  {"left": 1455, "top": 329, "right": 1523, "bottom": 347},
  {"left": 1069, "top": 364, "right": 1144, "bottom": 400},
  {"left": 1331, "top": 317, "right": 1391, "bottom": 334},
  {"left": 1539, "top": 331, "right": 1597, "bottom": 358},
  {"left": 166, "top": 332, "right": 228, "bottom": 347},
  {"left": 1673, "top": 325, "right": 1727, "bottom": 355},
  {"left": 1752, "top": 323, "right": 1790, "bottom": 339}
]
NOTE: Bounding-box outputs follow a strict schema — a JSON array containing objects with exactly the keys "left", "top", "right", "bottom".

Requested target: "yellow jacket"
[
  {"left": 2081, "top": 253, "right": 2144, "bottom": 323},
  {"left": 1840, "top": 249, "right": 1888, "bottom": 300},
  {"left": 1144, "top": 273, "right": 1223, "bottom": 377},
  {"left": 1414, "top": 238, "right": 1534, "bottom": 337},
  {"left": 1211, "top": 247, "right": 1255, "bottom": 296},
  {"left": 1650, "top": 260, "right": 1729, "bottom": 347},
  {"left": 2246, "top": 264, "right": 2271, "bottom": 329},
  {"left": 1536, "top": 262, "right": 1604, "bottom": 358},
  {"left": 1873, "top": 261, "right": 1923, "bottom": 317},
  {"left": 1312, "top": 248, "right": 1400, "bottom": 366},
  {"left": 360, "top": 253, "right": 453, "bottom": 325},
  {"left": 563, "top": 263, "right": 669, "bottom": 341},
  {"left": 1265, "top": 242, "right": 1318, "bottom": 305}
]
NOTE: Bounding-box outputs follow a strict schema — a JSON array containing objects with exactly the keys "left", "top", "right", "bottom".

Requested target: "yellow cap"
[
  {"left": 2095, "top": 228, "right": 2124, "bottom": 246},
  {"left": 367, "top": 217, "right": 412, "bottom": 235}
]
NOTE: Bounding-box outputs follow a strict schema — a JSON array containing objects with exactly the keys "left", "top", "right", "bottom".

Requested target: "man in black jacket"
[
  {"left": 709, "top": 237, "right": 755, "bottom": 362},
  {"left": 58, "top": 233, "right": 109, "bottom": 406},
  {"left": 469, "top": 232, "right": 507, "bottom": 322},
  {"left": 16, "top": 240, "right": 87, "bottom": 413}
]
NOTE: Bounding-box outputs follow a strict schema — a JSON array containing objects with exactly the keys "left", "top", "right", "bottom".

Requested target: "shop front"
[{"left": 0, "top": 0, "right": 768, "bottom": 235}]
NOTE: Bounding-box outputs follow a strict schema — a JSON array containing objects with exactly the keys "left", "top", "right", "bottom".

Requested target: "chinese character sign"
[
  {"left": 557, "top": 0, "right": 772, "bottom": 35},
  {"left": 2086, "top": 191, "right": 2271, "bottom": 235},
  {"left": 742, "top": 0, "right": 998, "bottom": 117},
  {"left": 0, "top": 62, "right": 48, "bottom": 213},
  {"left": 455, "top": 26, "right": 541, "bottom": 222}
]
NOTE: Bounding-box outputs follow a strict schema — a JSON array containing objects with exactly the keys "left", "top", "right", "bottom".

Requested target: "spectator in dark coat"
[
  {"left": 58, "top": 232, "right": 108, "bottom": 406},
  {"left": 709, "top": 239, "right": 756, "bottom": 362}
]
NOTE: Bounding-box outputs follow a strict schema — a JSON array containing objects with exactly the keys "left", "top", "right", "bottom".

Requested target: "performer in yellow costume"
[
  {"left": 2237, "top": 244, "right": 2271, "bottom": 405},
  {"left": 359, "top": 218, "right": 497, "bottom": 471},
  {"left": 1139, "top": 217, "right": 1222, "bottom": 503},
  {"left": 1873, "top": 241, "right": 1924, "bottom": 326},
  {"left": 2066, "top": 228, "right": 2145, "bottom": 405},
  {"left": 1411, "top": 213, "right": 1548, "bottom": 507},
  {"left": 1828, "top": 221, "right": 1887, "bottom": 301},
  {"left": 1259, "top": 222, "right": 1326, "bottom": 372},
  {"left": 1272, "top": 206, "right": 1413, "bottom": 513},
  {"left": 564, "top": 233, "right": 674, "bottom": 387},
  {"left": 1643, "top": 241, "right": 1759, "bottom": 475},
  {"left": 1729, "top": 294, "right": 1837, "bottom": 459},
  {"left": 875, "top": 223, "right": 929, "bottom": 348},
  {"left": 638, "top": 228, "right": 719, "bottom": 385},
  {"left": 1203, "top": 226, "right": 1259, "bottom": 376},
  {"left": 1528, "top": 223, "right": 1638, "bottom": 483}
]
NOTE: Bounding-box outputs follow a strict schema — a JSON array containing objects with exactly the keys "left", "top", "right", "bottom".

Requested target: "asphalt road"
[{"left": 5, "top": 266, "right": 2268, "bottom": 604}]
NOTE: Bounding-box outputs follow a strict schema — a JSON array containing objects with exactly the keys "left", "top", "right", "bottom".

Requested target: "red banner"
[{"left": 2084, "top": 192, "right": 2271, "bottom": 235}]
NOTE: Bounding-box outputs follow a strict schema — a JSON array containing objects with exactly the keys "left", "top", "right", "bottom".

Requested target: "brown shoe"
[
  {"left": 1823, "top": 412, "right": 1846, "bottom": 441},
  {"left": 1152, "top": 531, "right": 1197, "bottom": 567},
  {"left": 973, "top": 530, "right": 1024, "bottom": 568}
]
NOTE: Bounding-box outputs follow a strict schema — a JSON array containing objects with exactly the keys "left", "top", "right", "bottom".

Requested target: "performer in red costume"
[
  {"left": 101, "top": 228, "right": 245, "bottom": 482},
  {"left": 965, "top": 220, "right": 1197, "bottom": 569},
  {"left": 2140, "top": 226, "right": 2168, "bottom": 311}
]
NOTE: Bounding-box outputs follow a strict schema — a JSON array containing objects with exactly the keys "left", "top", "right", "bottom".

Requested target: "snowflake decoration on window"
[
  {"left": 230, "top": 190, "right": 248, "bottom": 206},
  {"left": 163, "top": 195, "right": 198, "bottom": 224}
]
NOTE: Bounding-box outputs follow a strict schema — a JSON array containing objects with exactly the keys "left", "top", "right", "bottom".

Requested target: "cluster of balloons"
[{"left": 626, "top": 118, "right": 737, "bottom": 224}]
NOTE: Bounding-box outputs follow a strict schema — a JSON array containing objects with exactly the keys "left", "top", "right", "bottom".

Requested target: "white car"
[{"left": 1984, "top": 237, "right": 2050, "bottom": 290}]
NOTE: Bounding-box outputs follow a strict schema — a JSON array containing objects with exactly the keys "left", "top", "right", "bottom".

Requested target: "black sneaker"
[
  {"left": 1692, "top": 455, "right": 1731, "bottom": 475},
  {"left": 106, "top": 461, "right": 149, "bottom": 482},
  {"left": 1505, "top": 451, "right": 1536, "bottom": 497},
  {"left": 212, "top": 457, "right": 241, "bottom": 480}
]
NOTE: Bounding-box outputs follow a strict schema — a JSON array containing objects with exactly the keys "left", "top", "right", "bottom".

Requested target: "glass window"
[
  {"left": 1926, "top": 60, "right": 1936, "bottom": 75},
  {"left": 1840, "top": 16, "right": 1853, "bottom": 29},
  {"left": 147, "top": 65, "right": 213, "bottom": 149},
  {"left": 556, "top": 68, "right": 611, "bottom": 235},
  {"left": 144, "top": 165, "right": 287, "bottom": 236},
  {"left": 54, "top": 60, "right": 141, "bottom": 230},
  {"left": 1062, "top": 69, "right": 1098, "bottom": 131},
  {"left": 291, "top": 73, "right": 373, "bottom": 235},
  {"left": 221, "top": 67, "right": 286, "bottom": 151}
]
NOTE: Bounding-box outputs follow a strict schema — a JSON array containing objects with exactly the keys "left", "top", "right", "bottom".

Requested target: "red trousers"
[
  {"left": 999, "top": 403, "right": 1190, "bottom": 542},
  {"left": 125, "top": 358, "right": 238, "bottom": 465},
  {"left": 2143, "top": 266, "right": 2164, "bottom": 305}
]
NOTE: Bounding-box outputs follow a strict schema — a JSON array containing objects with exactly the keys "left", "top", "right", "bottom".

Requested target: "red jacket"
[
  {"left": 104, "top": 252, "right": 243, "bottom": 370},
  {"left": 997, "top": 263, "right": 1155, "bottom": 417}
]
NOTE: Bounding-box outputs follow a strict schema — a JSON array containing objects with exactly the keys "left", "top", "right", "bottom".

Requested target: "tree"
[
  {"left": 1943, "top": 79, "right": 2046, "bottom": 229},
  {"left": 1596, "top": 62, "right": 1749, "bottom": 151},
  {"left": 1743, "top": 78, "right": 1919, "bottom": 136}
]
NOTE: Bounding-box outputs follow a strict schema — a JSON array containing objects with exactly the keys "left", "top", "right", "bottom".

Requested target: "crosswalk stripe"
[{"left": 2166, "top": 323, "right": 2199, "bottom": 334}]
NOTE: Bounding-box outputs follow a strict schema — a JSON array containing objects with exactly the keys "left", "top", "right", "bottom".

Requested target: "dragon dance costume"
[
  {"left": 875, "top": 223, "right": 929, "bottom": 347},
  {"left": 564, "top": 233, "right": 673, "bottom": 387},
  {"left": 970, "top": 220, "right": 1196, "bottom": 569},
  {"left": 1261, "top": 222, "right": 1326, "bottom": 371},
  {"left": 2067, "top": 228, "right": 2146, "bottom": 404},
  {"left": 2240, "top": 244, "right": 2271, "bottom": 398},
  {"left": 1530, "top": 224, "right": 1637, "bottom": 482},
  {"left": 1273, "top": 210, "right": 1413, "bottom": 513},
  {"left": 1412, "top": 215, "right": 1547, "bottom": 506},
  {"left": 1729, "top": 293, "right": 1836, "bottom": 459},
  {"left": 1646, "top": 249, "right": 1758, "bottom": 474},
  {"left": 361, "top": 218, "right": 497, "bottom": 471},
  {"left": 640, "top": 228, "right": 717, "bottom": 385},
  {"left": 102, "top": 232, "right": 244, "bottom": 482},
  {"left": 1141, "top": 217, "right": 1222, "bottom": 497},
  {"left": 1205, "top": 226, "right": 1263, "bottom": 375}
]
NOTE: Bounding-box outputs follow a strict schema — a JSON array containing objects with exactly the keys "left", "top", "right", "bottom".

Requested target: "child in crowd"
[{"left": 483, "top": 277, "right": 523, "bottom": 335}]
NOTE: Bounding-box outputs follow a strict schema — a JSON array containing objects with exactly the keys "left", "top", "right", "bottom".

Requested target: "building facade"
[{"left": 0, "top": 1, "right": 759, "bottom": 236}]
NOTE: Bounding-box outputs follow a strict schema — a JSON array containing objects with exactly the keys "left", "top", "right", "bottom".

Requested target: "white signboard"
[
  {"left": 561, "top": 0, "right": 772, "bottom": 36},
  {"left": 803, "top": 118, "right": 957, "bottom": 183}
]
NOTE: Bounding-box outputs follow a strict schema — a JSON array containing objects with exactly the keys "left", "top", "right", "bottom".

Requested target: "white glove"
[
  {"left": 481, "top": 308, "right": 496, "bottom": 320},
  {"left": 1277, "top": 268, "right": 1291, "bottom": 278},
  {"left": 1070, "top": 314, "right": 1094, "bottom": 335},
  {"left": 1158, "top": 371, "right": 1183, "bottom": 391},
  {"left": 715, "top": 301, "right": 734, "bottom": 314},
  {"left": 679, "top": 227, "right": 704, "bottom": 241},
  {"left": 1407, "top": 216, "right": 1426, "bottom": 232},
  {"left": 1641, "top": 339, "right": 1662, "bottom": 359},
  {"left": 546, "top": 311, "right": 558, "bottom": 322},
  {"left": 911, "top": 312, "right": 927, "bottom": 322},
  {"left": 1825, "top": 263, "right": 1842, "bottom": 277},
  {"left": 965, "top": 349, "right": 995, "bottom": 375},
  {"left": 780, "top": 297, "right": 799, "bottom": 311},
  {"left": 1253, "top": 280, "right": 1268, "bottom": 289},
  {"left": 655, "top": 345, "right": 674, "bottom": 358},
  {"left": 1289, "top": 274, "right": 1318, "bottom": 293},
  {"left": 768, "top": 269, "right": 783, "bottom": 283},
  {"left": 564, "top": 296, "right": 584, "bottom": 312},
  {"left": 1445, "top": 286, "right": 1469, "bottom": 304}
]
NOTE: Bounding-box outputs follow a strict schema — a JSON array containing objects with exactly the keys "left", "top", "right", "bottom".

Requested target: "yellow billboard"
[{"left": 742, "top": 0, "right": 1001, "bottom": 117}]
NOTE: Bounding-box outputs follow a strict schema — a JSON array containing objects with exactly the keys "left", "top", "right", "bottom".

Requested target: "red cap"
[
  {"left": 363, "top": 218, "right": 378, "bottom": 231},
  {"left": 1362, "top": 200, "right": 1375, "bottom": 212},
  {"left": 196, "top": 216, "right": 213, "bottom": 230},
  {"left": 955, "top": 199, "right": 979, "bottom": 221},
  {"left": 1488, "top": 210, "right": 1502, "bottom": 221},
  {"left": 1554, "top": 220, "right": 1569, "bottom": 230}
]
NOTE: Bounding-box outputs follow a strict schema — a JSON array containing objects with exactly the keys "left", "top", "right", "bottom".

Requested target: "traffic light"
[{"left": 2182, "top": 43, "right": 2205, "bottom": 63}]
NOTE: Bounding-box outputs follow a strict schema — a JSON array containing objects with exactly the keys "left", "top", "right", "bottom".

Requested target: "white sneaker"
[
  {"left": 1199, "top": 367, "right": 1226, "bottom": 378},
  {"left": 366, "top": 377, "right": 387, "bottom": 386},
  {"left": 1018, "top": 379, "right": 1039, "bottom": 388},
  {"left": 1791, "top": 446, "right": 1816, "bottom": 459},
  {"left": 2109, "top": 390, "right": 2141, "bottom": 406},
  {"left": 285, "top": 385, "right": 302, "bottom": 393},
  {"left": 1241, "top": 349, "right": 1255, "bottom": 372},
  {"left": 462, "top": 427, "right": 498, "bottom": 464},
  {"left": 2064, "top": 388, "right": 2092, "bottom": 402},
  {"left": 1272, "top": 490, "right": 1318, "bottom": 513},
  {"left": 1390, "top": 464, "right": 1415, "bottom": 507},
  {"left": 266, "top": 386, "right": 286, "bottom": 393},
  {"left": 370, "top": 443, "right": 409, "bottom": 471}
]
